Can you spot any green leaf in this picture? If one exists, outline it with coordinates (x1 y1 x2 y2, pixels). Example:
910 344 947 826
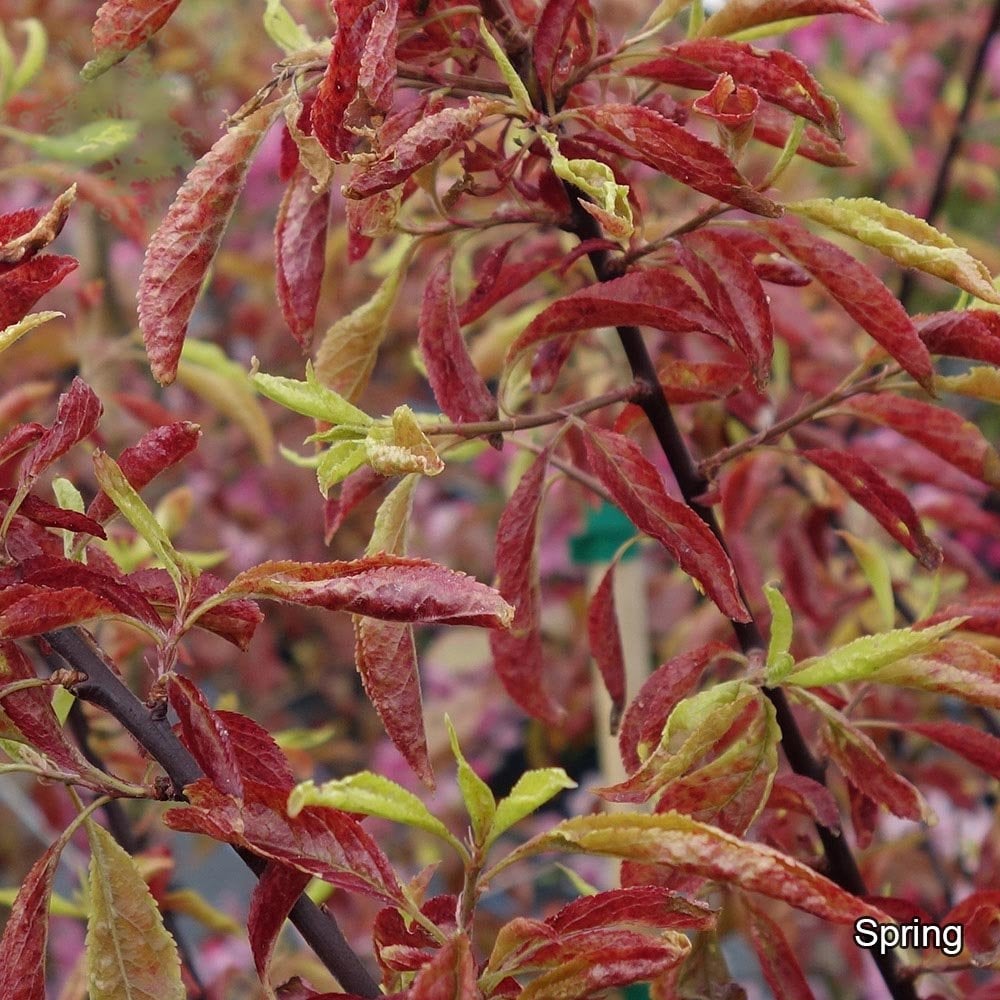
446 716 496 847
0 118 140 166
252 360 372 428
314 238 416 402
936 366 1000 403
263 0 313 53
838 531 895 632
0 18 46 102
489 768 576 847
86 821 185 1000
0 884 84 917
364 405 445 478
786 197 1000 304
725 15 816 40
53 476 86 559
540 132 633 240
288 773 467 855
367 474 418 556
0 310 62 355
764 584 794 683
176 341 274 463
317 440 367 495
782 617 966 687
478 19 532 115
92 452 192 595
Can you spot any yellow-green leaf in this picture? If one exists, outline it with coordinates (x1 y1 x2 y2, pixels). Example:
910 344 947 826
364 405 444 478
288 773 465 854
263 0 313 53
489 768 576 848
783 617 965 687
1 18 46 102
0 310 62 355
317 440 367 495
478 20 532 115
314 239 415 401
446 716 496 847
367 474 418 556
787 197 1000 304
92 452 192 594
176 341 274 463
936 366 1000 403
541 132 633 241
0 118 140 166
85 822 185 1000
252 360 372 428
839 531 895 632
764 584 795 683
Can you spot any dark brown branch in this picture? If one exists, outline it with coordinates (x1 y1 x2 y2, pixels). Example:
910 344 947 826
898 0 1000 308
41 628 380 999
565 200 918 1000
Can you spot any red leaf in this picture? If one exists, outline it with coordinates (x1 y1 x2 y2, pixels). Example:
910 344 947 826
534 0 590 99
801 448 941 568
0 585 121 638
249 862 312 989
375 895 458 974
358 0 399 113
0 254 78 329
275 167 331 350
86 421 200 524
765 773 841 832
419 253 497 426
19 378 102 487
87 0 183 74
312 0 389 161
217 710 296 791
577 104 781 217
508 268 731 394
489 448 565 724
18 557 162 630
759 221 934 390
815 700 928 823
658 358 747 403
629 40 840 137
843 393 1000 489
0 208 42 249
679 229 774 389
587 562 625 731
324 468 388 543
906 721 1000 780
222 555 514 628
355 616 434 787
132 569 263 649
618 642 729 772
0 842 61 1000
917 310 1000 366
165 778 405 904
458 243 563 325
0 423 44 469
410 934 482 1000
745 901 817 1000
752 103 853 167
138 103 277 385
0 491 106 539
584 426 749 622
168 674 244 797
549 886 715 935
343 99 500 199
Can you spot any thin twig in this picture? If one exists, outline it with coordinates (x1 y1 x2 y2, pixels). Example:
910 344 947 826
41 628 380 999
424 381 645 439
898 0 1000 308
